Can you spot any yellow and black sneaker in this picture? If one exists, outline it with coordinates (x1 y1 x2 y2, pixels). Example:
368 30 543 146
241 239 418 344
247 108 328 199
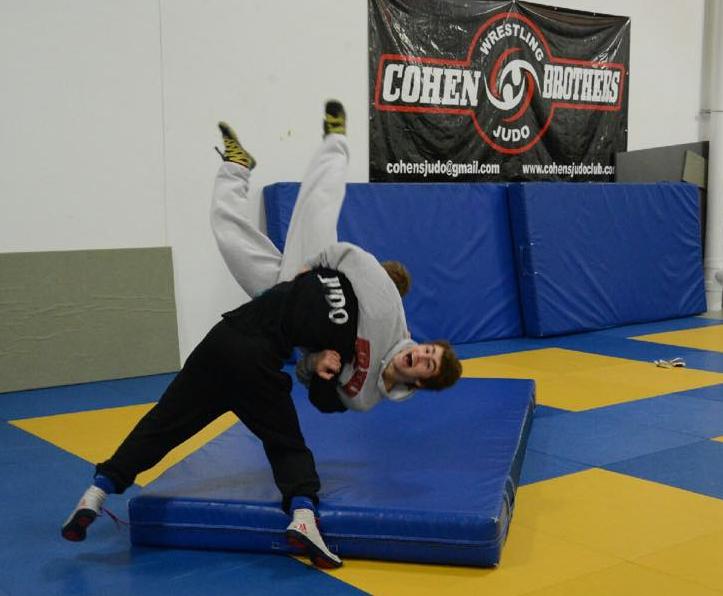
323 100 346 136
215 122 256 170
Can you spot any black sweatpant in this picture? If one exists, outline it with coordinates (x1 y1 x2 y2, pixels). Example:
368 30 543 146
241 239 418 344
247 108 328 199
96 318 320 512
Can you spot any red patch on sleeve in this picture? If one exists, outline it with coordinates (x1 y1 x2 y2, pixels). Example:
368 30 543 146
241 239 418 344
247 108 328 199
342 338 370 397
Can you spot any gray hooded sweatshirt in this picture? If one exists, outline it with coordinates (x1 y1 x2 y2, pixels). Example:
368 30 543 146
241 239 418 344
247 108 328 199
296 242 417 412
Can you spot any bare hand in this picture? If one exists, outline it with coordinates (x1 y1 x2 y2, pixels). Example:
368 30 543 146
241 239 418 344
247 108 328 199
314 350 341 380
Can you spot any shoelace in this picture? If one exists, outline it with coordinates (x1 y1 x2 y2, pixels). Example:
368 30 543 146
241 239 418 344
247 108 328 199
214 144 253 167
100 506 129 531
324 115 345 135
654 357 686 368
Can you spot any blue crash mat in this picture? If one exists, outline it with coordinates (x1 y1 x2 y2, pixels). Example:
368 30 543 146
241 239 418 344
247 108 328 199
508 182 706 337
129 377 535 567
264 182 522 344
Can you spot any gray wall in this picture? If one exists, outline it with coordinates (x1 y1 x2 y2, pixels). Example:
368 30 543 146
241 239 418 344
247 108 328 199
0 248 180 392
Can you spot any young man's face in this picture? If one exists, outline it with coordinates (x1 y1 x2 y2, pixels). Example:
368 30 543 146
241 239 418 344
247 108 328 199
390 344 444 385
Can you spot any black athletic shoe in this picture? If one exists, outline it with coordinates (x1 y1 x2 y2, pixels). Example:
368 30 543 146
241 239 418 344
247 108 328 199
216 122 257 169
61 485 107 541
323 100 346 136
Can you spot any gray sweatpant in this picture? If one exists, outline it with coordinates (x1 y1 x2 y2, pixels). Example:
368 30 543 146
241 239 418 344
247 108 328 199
210 134 349 297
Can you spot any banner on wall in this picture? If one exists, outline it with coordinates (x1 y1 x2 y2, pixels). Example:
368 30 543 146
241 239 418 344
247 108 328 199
369 0 630 182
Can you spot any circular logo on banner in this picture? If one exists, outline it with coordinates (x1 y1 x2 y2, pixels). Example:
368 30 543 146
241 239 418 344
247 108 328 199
374 11 625 155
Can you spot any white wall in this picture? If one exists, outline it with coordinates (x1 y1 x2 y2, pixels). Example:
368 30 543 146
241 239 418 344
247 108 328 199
535 0 710 148
159 0 368 357
0 1 165 251
0 0 710 361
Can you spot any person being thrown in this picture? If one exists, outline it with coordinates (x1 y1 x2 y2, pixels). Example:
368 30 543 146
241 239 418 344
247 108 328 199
211 101 462 413
61 101 461 570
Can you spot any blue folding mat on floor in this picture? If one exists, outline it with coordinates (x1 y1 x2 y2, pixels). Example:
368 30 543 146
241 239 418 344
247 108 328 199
129 376 535 567
507 182 706 336
263 182 522 343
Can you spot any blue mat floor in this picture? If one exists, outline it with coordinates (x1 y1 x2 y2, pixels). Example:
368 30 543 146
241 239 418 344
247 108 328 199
2 315 723 595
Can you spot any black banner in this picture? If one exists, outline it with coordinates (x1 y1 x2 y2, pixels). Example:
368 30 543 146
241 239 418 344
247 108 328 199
369 0 630 181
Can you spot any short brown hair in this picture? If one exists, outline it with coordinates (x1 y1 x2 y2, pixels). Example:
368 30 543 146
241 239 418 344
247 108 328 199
418 340 462 390
381 260 411 297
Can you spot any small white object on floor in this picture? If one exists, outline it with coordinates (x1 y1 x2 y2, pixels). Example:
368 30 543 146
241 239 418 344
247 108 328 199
653 357 686 368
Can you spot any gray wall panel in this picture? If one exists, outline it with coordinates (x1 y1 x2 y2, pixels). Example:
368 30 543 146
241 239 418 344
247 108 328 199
0 247 180 393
